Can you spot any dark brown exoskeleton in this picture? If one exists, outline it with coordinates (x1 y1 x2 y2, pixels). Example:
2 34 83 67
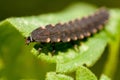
26 8 109 53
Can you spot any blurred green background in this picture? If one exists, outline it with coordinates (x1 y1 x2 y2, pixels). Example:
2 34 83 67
0 0 120 80
0 0 120 21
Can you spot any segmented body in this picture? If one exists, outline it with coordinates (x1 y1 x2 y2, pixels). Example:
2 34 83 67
26 8 109 44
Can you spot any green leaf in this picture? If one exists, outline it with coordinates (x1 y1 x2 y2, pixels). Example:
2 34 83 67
76 66 97 80
0 20 56 79
56 31 108 73
45 72 73 80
